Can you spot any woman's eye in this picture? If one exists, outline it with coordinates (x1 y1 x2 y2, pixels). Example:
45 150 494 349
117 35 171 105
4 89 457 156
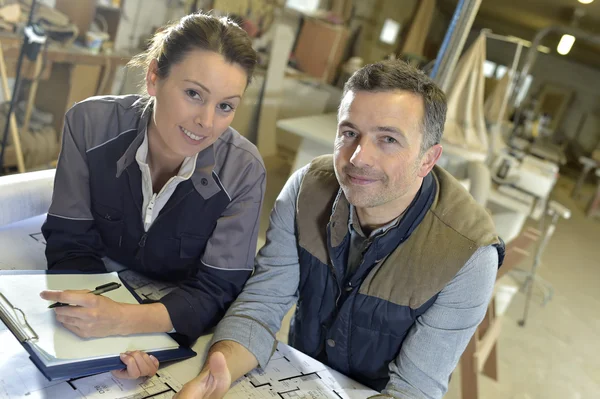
218 103 234 112
186 89 201 100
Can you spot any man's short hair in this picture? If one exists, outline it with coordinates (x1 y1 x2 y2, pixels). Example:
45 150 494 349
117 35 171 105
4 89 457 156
343 60 447 154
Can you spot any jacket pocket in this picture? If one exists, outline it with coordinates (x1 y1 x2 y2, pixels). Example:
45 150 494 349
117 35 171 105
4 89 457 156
91 201 123 248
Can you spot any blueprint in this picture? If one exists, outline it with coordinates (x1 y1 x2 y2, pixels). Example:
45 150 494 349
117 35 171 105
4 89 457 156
0 326 73 399
117 269 177 302
1 326 377 399
0 214 47 271
224 343 378 399
70 371 182 399
0 326 181 399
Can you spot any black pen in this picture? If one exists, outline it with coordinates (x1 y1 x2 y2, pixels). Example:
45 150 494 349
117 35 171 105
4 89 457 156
48 282 122 309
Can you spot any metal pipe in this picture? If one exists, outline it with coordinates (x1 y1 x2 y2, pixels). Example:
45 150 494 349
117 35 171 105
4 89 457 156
430 0 466 80
484 31 531 47
430 0 482 92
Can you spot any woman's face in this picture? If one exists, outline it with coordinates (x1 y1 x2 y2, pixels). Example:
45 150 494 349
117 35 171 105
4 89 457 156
146 48 247 160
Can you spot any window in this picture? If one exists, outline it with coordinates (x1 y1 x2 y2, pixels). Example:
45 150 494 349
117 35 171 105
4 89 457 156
482 60 533 107
483 60 497 78
515 74 533 106
495 65 508 79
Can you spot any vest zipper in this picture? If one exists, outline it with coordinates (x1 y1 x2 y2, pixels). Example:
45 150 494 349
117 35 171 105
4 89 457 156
330 256 342 308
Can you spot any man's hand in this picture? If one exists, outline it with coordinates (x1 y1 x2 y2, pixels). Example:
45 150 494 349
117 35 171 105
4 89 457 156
40 289 127 338
174 352 232 399
112 351 160 379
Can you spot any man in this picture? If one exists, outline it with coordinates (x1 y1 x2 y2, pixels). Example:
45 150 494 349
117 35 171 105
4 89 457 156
174 60 504 399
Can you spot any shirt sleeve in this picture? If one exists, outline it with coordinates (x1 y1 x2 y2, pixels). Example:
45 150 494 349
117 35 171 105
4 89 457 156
382 245 499 399
209 166 309 368
42 104 107 272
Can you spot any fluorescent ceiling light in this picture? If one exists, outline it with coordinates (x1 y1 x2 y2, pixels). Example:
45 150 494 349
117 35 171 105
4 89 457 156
557 34 575 55
578 0 593 4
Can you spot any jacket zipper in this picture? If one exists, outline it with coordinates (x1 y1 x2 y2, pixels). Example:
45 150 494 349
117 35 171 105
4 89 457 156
135 189 193 263
126 168 195 266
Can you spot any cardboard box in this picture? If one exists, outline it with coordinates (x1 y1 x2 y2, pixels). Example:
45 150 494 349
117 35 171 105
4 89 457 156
293 18 349 84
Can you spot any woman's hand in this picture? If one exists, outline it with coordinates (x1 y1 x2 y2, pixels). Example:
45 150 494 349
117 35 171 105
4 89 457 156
40 289 128 338
112 351 160 379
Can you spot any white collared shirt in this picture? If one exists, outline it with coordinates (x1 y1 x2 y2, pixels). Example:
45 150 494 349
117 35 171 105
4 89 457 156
135 132 198 231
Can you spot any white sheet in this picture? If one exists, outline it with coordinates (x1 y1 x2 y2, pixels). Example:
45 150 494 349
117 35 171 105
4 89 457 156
0 272 179 366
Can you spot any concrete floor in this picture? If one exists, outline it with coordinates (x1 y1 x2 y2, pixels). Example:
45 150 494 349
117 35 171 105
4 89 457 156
257 154 600 398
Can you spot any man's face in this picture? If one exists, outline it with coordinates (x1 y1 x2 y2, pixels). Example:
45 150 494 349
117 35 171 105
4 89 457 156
334 90 440 210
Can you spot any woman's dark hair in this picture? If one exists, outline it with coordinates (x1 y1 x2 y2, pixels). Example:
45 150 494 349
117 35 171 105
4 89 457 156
129 12 257 97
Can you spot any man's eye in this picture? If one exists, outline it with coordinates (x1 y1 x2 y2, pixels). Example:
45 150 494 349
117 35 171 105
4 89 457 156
383 136 397 144
343 131 357 138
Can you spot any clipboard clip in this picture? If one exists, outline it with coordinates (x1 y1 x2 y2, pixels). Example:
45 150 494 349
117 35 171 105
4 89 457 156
0 292 39 343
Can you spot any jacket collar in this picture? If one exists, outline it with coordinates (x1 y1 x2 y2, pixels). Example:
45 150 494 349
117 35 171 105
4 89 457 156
328 172 437 251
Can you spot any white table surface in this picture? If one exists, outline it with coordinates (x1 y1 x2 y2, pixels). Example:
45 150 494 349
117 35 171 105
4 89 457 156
277 113 338 173
276 113 338 146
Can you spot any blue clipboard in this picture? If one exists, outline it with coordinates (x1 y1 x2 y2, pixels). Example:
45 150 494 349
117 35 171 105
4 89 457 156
0 270 197 381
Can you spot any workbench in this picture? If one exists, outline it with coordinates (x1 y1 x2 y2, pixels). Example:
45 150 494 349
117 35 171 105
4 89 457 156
0 33 132 169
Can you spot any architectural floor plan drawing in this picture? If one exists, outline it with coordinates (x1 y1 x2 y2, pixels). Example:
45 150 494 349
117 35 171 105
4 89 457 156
0 325 181 399
69 370 182 399
117 269 177 301
225 343 378 399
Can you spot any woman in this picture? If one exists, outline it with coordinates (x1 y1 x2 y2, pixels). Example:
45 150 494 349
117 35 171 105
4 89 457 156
40 12 265 376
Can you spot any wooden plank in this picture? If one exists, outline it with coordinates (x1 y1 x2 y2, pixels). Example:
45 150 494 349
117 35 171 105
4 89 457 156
0 35 130 66
475 317 503 373
66 64 102 107
460 335 479 399
22 53 44 133
34 63 72 135
4 57 51 80
586 180 600 217
3 144 15 168
43 63 102 142
480 298 498 381
482 342 499 381
0 44 25 172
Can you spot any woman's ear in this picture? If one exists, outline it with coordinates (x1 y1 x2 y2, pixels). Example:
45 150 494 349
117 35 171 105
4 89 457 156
146 59 160 97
